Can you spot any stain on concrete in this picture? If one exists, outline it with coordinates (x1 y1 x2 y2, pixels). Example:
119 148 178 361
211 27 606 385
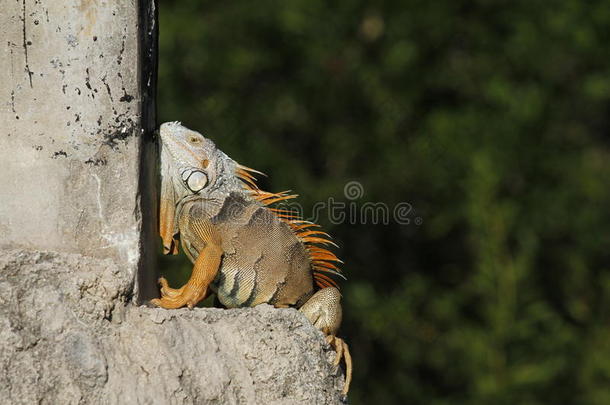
21 0 34 87
65 34 78 47
101 75 113 102
116 31 126 65
84 157 107 166
102 123 136 150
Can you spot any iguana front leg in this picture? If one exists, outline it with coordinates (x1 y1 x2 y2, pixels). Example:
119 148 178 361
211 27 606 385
152 221 223 309
299 287 352 396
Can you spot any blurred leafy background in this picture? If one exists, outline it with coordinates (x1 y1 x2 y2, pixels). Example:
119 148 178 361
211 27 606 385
157 1 610 403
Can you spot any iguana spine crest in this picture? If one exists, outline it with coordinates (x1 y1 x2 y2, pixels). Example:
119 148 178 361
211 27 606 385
235 164 344 289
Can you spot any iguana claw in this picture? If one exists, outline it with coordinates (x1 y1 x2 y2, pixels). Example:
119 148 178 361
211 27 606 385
326 335 352 396
151 280 205 309
151 277 201 308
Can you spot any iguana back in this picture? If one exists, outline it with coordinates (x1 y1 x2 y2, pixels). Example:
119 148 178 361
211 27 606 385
178 192 315 308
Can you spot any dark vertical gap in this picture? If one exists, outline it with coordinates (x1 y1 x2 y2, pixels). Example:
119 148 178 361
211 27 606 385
136 0 159 303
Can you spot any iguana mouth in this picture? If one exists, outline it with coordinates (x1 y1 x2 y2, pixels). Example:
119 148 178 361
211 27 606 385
159 127 180 162
159 122 209 175
159 136 194 179
159 121 186 159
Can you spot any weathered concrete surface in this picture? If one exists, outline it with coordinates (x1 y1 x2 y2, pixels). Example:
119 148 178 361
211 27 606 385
0 1 144 274
0 249 346 404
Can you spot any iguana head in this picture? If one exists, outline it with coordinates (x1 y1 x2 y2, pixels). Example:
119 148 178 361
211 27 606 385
161 122 217 192
158 121 241 254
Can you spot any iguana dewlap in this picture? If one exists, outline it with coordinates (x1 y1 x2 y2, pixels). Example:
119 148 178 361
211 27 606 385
152 122 352 395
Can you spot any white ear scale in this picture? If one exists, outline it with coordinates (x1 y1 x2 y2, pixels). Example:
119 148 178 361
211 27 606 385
186 170 208 193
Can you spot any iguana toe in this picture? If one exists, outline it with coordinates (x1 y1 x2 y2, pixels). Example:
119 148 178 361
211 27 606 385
151 283 206 309
158 277 184 298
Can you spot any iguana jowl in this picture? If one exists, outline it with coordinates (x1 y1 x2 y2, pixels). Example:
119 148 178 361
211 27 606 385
152 122 352 395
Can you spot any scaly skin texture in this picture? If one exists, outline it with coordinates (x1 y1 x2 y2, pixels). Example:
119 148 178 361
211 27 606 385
152 122 352 395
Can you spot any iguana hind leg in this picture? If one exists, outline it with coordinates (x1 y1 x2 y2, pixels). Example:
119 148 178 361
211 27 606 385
299 287 352 396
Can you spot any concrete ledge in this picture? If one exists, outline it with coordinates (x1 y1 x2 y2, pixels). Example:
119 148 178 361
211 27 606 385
0 249 345 404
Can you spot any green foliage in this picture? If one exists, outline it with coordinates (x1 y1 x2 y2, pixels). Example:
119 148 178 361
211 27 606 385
158 1 610 403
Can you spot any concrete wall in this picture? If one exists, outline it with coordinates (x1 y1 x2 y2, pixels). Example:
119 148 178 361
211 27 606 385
0 0 153 287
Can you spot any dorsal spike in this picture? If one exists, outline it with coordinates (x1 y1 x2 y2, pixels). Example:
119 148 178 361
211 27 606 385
313 272 339 288
234 161 345 289
312 261 341 271
297 230 332 238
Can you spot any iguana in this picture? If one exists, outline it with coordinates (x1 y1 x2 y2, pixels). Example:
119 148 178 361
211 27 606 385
151 121 352 395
